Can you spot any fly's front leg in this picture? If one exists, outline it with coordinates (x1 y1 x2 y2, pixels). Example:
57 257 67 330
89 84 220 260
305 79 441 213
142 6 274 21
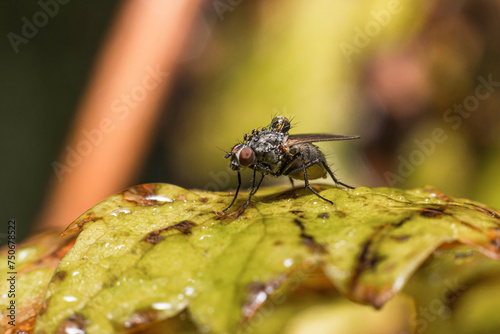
223 171 241 212
251 173 265 196
236 168 258 217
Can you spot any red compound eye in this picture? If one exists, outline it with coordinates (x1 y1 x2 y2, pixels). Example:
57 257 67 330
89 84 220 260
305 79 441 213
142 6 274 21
238 147 254 166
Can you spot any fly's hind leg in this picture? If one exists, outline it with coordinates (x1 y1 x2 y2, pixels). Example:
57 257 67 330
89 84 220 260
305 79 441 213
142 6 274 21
288 177 295 188
301 160 334 205
284 157 334 205
321 161 355 189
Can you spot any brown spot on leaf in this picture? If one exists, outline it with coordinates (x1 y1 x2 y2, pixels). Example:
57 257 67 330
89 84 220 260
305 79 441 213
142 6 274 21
458 220 482 232
55 313 85 334
60 213 99 237
317 213 329 219
392 235 410 242
39 297 50 315
142 233 165 245
468 203 500 219
293 219 327 254
302 235 328 254
335 211 347 218
241 276 286 324
293 218 306 231
168 220 197 234
177 194 187 201
426 188 452 202
291 210 305 218
50 271 67 283
122 183 163 206
420 208 446 218
123 309 158 330
350 224 390 293
491 237 500 250
214 203 252 220
143 221 197 244
393 216 412 228
200 197 208 203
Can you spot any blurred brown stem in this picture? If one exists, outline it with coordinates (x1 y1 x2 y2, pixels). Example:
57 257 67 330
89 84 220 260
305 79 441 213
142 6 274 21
36 0 202 231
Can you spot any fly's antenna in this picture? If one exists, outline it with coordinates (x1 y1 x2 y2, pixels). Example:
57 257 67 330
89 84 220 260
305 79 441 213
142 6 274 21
217 146 229 155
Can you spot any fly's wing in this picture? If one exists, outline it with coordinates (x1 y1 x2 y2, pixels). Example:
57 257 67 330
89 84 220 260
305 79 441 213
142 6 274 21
285 134 360 147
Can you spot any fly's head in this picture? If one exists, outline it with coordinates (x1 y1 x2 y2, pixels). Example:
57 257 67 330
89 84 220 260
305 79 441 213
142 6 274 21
224 143 256 171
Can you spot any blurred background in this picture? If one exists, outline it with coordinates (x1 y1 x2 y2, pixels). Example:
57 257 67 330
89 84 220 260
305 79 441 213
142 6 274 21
2 0 500 243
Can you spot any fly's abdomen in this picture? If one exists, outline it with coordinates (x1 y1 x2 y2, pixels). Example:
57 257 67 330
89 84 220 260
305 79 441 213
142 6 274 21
286 143 327 180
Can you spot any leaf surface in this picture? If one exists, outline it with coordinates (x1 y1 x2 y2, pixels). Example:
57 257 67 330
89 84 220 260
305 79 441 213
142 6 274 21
4 183 500 333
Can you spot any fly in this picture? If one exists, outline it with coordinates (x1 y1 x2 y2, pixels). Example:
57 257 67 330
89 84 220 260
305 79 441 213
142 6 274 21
223 116 360 217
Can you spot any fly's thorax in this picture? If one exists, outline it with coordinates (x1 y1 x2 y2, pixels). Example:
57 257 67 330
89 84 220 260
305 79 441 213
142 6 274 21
246 130 288 174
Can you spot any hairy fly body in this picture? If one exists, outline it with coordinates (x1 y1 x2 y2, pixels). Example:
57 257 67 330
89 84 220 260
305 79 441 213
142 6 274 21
223 116 360 217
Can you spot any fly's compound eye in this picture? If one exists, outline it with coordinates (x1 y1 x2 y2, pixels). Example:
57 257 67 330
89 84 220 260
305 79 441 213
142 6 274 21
271 116 290 133
237 147 255 166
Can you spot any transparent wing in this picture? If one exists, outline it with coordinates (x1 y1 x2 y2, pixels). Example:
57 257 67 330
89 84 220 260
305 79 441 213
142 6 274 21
285 133 360 147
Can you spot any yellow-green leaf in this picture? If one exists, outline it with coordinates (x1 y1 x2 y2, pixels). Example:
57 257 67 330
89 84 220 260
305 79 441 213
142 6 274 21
3 183 500 333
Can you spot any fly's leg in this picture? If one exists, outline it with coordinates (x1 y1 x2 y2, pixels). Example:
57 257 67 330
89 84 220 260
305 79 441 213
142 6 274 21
251 173 265 196
288 177 295 188
321 161 355 189
223 171 241 212
236 168 258 217
284 157 334 205
302 160 334 205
